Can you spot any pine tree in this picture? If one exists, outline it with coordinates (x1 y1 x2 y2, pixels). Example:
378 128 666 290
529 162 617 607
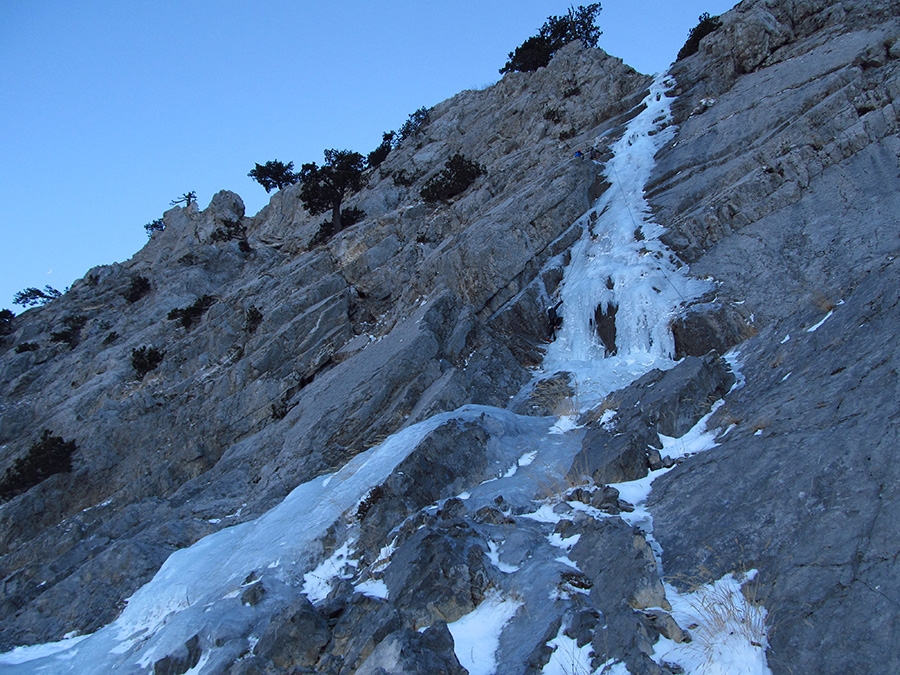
299 149 366 232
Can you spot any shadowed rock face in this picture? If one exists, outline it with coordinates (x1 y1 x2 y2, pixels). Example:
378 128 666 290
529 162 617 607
1 2 899 672
650 261 900 674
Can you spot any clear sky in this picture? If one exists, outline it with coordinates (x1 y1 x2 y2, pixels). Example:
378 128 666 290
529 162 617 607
0 0 736 310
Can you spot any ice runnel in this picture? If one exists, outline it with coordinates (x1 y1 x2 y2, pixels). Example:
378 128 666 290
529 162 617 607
0 409 476 672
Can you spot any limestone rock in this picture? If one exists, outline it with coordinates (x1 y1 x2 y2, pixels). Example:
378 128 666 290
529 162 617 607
672 301 755 359
315 595 403 674
355 419 490 556
382 521 490 628
570 352 734 485
644 2 900 672
153 634 203 675
649 260 900 675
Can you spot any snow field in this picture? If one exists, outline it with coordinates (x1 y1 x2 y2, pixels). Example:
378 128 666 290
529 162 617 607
448 593 523 675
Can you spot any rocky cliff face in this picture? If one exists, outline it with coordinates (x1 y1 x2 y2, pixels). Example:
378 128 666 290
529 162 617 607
1 1 898 673
645 1 900 673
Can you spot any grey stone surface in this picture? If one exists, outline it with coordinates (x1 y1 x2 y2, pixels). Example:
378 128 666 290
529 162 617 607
382 521 490 629
571 353 733 485
649 259 900 675
251 595 330 671
0 42 651 650
316 595 403 675
642 2 900 672
649 0 900 325
571 518 667 612
355 622 466 675
355 419 490 557
671 300 755 359
153 635 203 675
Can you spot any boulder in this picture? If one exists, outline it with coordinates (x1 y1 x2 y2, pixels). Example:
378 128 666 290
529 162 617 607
355 419 490 557
382 522 490 628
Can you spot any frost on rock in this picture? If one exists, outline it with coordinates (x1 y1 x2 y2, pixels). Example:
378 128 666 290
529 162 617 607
302 541 358 604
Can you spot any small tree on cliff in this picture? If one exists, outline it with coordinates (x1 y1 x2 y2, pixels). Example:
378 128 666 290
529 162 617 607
248 160 299 192
13 286 62 308
170 191 196 207
299 149 366 232
500 4 602 74
676 12 723 61
367 132 395 169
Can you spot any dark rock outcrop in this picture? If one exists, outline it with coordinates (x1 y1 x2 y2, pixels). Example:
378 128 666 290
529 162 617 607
571 352 734 485
355 622 466 675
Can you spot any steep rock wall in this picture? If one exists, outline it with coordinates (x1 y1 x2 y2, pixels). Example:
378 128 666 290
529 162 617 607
0 43 649 648
2 2 899 672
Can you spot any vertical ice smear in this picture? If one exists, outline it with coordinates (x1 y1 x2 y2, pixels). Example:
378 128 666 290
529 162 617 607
542 74 709 409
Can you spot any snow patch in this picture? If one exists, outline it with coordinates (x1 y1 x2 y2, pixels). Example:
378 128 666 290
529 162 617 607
723 350 746 392
549 416 579 434
354 578 389 600
599 408 617 430
541 623 594 675
609 470 662 531
652 571 771 675
302 541 357 604
518 450 538 467
448 593 522 675
521 504 563 524
807 308 834 332
657 403 722 460
547 532 581 551
486 540 520 574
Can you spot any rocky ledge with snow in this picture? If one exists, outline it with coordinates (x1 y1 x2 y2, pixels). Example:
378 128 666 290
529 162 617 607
1 1 899 674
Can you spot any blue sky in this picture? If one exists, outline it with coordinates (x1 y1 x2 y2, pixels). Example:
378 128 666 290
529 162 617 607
0 1 736 310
